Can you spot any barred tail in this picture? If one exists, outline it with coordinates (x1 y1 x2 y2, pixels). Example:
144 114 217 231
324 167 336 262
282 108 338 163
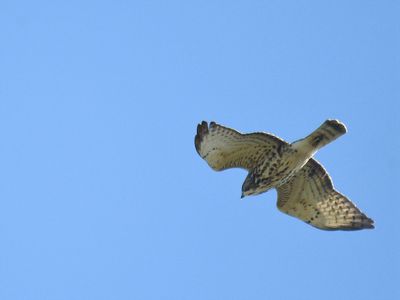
305 119 347 150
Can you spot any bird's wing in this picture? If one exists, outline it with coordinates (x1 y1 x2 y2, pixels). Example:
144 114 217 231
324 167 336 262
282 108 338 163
195 121 287 171
276 158 374 230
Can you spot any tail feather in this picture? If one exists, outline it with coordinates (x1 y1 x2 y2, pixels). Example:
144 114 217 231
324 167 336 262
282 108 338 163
305 119 347 150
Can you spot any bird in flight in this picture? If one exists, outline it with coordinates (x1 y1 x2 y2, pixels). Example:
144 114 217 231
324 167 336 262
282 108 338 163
194 120 374 230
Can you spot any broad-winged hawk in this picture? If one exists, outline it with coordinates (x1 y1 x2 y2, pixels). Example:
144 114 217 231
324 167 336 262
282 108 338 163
194 120 374 231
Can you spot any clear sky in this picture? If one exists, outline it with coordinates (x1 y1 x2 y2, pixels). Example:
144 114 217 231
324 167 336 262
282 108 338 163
0 1 399 299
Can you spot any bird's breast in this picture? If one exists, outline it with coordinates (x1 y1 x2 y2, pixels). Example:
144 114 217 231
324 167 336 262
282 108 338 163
259 147 312 188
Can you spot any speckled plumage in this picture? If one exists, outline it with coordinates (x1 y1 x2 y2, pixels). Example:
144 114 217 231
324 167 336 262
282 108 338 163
195 120 374 231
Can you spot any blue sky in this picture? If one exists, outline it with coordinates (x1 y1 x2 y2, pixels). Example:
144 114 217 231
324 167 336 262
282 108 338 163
0 1 399 299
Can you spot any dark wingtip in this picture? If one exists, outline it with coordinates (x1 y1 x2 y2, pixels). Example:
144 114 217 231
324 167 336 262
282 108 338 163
351 216 375 231
326 119 347 134
195 121 209 154
348 212 375 230
364 217 375 229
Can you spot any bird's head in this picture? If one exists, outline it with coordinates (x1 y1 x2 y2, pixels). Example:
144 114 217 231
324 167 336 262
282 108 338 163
241 173 259 198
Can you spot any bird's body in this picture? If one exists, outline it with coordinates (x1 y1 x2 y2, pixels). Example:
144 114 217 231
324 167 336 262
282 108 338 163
195 120 374 231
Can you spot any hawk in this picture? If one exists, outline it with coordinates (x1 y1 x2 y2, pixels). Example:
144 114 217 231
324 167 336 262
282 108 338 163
194 120 374 231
